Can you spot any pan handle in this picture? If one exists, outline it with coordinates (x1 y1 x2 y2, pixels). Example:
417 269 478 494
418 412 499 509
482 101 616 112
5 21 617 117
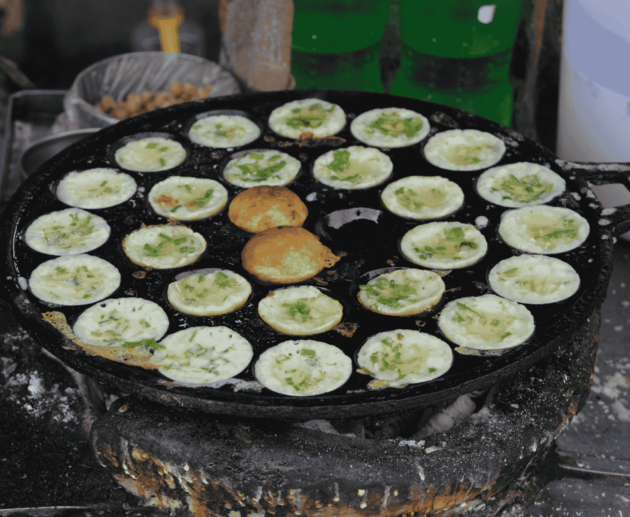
556 160 630 238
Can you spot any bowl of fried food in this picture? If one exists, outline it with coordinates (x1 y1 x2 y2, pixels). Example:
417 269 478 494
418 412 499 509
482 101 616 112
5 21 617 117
96 81 215 121
60 52 241 130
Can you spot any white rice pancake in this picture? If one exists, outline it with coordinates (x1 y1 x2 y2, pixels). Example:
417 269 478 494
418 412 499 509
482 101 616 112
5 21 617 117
254 340 352 396
268 99 346 139
123 225 206 269
476 162 566 208
115 137 186 172
424 129 505 171
400 222 488 269
351 107 430 148
358 268 445 316
381 176 464 220
57 168 137 209
151 326 253 385
488 255 580 305
167 269 252 316
223 150 301 187
498 206 590 254
29 254 120 306
438 294 535 350
24 208 110 256
73 297 169 347
357 329 453 386
188 115 260 148
148 176 228 220
312 146 393 189
258 286 343 335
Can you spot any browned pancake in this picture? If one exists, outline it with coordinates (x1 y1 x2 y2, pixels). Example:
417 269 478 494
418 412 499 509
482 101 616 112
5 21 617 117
228 186 308 233
241 226 339 284
42 311 159 369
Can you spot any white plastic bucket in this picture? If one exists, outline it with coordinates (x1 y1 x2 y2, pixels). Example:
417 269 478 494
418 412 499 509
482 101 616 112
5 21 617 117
556 0 630 238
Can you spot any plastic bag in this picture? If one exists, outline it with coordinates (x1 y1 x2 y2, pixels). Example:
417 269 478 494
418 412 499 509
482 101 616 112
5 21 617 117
52 51 240 133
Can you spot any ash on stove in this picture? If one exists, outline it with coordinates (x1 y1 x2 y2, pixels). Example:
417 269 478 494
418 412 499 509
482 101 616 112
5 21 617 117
0 314 138 510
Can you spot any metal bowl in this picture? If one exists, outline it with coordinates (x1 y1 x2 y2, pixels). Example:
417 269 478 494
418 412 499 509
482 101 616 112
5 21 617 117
20 129 100 176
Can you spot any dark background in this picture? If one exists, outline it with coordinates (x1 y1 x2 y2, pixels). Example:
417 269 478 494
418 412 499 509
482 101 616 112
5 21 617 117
0 0 564 152
1 0 221 86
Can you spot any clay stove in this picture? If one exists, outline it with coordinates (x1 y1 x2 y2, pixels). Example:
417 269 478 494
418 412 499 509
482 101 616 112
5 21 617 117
89 313 599 517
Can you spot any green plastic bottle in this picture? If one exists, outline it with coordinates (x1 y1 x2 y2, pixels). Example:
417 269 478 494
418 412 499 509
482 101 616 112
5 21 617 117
291 0 391 93
389 0 523 126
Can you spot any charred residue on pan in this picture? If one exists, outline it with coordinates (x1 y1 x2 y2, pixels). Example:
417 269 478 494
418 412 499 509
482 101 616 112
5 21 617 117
1 90 616 419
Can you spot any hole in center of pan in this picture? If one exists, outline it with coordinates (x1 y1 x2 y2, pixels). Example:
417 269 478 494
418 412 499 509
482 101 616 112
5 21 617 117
315 207 398 252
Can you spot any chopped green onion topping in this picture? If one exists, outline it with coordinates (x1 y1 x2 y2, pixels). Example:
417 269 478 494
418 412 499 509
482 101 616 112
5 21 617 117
214 272 238 289
327 150 351 174
281 298 312 322
122 338 165 350
368 112 424 138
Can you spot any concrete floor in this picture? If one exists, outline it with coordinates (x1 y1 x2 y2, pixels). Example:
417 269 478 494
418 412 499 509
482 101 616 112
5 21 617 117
525 240 630 516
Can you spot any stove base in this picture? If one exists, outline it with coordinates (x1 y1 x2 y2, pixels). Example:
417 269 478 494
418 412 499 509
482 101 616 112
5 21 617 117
91 312 600 517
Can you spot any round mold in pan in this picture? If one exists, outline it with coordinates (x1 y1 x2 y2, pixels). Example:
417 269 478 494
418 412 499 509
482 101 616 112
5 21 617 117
219 147 304 189
0 89 619 421
184 109 263 149
309 145 394 190
351 266 448 318
109 132 190 172
163 266 254 317
256 284 351 338
314 207 403 253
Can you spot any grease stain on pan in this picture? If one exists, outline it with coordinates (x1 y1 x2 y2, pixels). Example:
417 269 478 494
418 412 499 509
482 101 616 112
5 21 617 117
4 90 618 419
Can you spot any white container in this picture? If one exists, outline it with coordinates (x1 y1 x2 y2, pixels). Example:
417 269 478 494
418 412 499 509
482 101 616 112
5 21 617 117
557 0 630 239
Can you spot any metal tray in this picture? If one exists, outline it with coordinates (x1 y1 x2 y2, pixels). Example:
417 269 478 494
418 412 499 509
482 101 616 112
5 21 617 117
0 90 68 206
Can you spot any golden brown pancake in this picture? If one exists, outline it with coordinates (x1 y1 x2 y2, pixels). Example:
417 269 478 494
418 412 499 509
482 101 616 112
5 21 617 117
241 226 339 284
228 186 308 233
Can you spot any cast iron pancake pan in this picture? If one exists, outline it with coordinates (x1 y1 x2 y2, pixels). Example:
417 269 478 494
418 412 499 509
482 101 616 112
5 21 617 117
1 90 630 420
